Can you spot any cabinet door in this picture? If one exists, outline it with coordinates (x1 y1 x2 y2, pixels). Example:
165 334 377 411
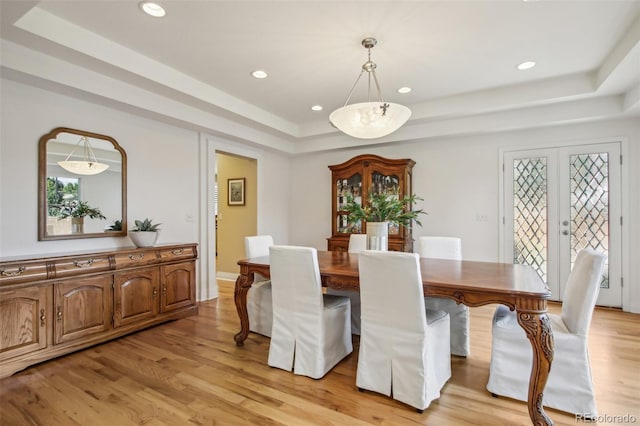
114 267 159 327
160 262 195 314
0 286 50 361
368 165 403 236
54 276 112 344
333 168 363 235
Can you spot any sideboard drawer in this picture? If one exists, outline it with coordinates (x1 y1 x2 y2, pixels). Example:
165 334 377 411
54 255 111 278
0 261 48 285
113 250 158 269
159 246 196 261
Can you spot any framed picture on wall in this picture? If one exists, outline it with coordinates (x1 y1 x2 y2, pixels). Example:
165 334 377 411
228 178 245 206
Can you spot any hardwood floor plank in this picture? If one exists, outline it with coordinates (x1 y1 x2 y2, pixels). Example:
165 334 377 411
1 280 638 426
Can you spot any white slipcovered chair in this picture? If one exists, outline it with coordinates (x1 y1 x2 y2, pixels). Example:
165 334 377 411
357 250 451 412
487 248 606 416
327 233 367 334
245 235 274 337
267 245 353 379
417 236 470 357
348 233 368 253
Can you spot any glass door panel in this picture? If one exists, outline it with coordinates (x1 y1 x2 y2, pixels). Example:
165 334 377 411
371 171 401 235
336 173 362 233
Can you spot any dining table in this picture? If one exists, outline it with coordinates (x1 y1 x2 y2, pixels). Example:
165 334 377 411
234 250 554 426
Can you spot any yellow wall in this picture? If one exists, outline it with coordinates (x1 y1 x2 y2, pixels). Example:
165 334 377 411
216 152 257 273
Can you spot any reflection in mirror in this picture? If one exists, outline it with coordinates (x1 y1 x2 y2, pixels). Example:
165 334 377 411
38 127 127 240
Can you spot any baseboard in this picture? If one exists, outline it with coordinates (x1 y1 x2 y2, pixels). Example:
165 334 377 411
216 271 239 282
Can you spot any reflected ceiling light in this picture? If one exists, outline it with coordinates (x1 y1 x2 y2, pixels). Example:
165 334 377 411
251 70 268 79
311 105 323 111
140 2 166 18
58 136 109 175
517 60 536 70
398 87 412 94
329 37 411 139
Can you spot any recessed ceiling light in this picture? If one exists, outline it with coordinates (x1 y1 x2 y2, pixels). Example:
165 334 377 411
251 70 268 79
311 105 323 111
139 2 166 18
398 87 412 94
517 61 536 70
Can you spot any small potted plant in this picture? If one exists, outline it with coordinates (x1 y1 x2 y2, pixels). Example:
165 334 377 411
105 219 123 232
129 218 161 247
341 192 426 250
56 200 106 233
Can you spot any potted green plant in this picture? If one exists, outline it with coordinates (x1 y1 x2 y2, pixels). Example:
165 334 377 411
129 218 161 247
56 200 106 233
342 192 426 250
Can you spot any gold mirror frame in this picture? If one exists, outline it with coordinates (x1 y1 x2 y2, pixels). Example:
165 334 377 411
38 127 127 240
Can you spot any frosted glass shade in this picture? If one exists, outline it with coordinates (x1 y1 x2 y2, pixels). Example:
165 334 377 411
58 160 109 175
330 102 411 139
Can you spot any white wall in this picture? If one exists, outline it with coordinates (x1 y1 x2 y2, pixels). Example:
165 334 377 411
0 78 292 301
289 118 640 312
2 77 637 310
0 78 199 255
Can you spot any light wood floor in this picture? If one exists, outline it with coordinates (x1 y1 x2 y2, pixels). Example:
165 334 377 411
1 281 638 426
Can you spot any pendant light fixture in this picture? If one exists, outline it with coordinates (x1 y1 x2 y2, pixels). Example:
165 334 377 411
57 136 109 175
329 37 411 139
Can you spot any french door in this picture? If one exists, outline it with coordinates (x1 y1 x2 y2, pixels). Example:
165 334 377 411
503 142 622 307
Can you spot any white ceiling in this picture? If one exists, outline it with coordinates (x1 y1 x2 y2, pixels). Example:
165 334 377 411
1 1 639 154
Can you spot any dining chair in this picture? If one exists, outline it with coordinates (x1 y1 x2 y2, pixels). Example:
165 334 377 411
417 236 470 357
245 235 274 337
327 233 367 334
486 248 606 416
267 245 353 379
357 250 451 412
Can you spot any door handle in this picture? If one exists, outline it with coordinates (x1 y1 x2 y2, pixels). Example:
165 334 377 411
562 220 569 226
562 230 569 235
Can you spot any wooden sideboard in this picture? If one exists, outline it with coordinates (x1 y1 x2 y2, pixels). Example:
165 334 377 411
0 243 198 378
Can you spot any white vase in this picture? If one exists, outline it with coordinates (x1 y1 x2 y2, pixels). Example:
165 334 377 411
366 222 388 251
129 231 158 248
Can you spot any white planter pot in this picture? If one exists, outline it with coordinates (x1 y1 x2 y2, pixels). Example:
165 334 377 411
129 231 158 248
366 222 388 251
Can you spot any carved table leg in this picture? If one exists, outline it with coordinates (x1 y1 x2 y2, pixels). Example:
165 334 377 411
233 273 253 346
517 310 554 426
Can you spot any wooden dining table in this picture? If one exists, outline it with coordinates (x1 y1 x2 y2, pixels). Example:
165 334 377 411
234 250 554 426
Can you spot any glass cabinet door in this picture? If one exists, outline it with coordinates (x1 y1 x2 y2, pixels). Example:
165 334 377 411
370 171 401 235
336 173 362 233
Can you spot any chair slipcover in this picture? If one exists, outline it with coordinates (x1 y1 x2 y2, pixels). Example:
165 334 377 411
327 233 367 334
268 245 353 379
357 251 451 411
417 236 470 357
486 248 606 415
245 235 274 337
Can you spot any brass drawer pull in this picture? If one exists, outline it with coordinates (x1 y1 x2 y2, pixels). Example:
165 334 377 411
171 249 184 255
129 254 144 261
57 306 62 322
0 266 25 277
73 259 94 268
40 309 46 326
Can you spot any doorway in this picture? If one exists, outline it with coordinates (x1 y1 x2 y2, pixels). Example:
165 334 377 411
215 152 257 278
502 142 622 307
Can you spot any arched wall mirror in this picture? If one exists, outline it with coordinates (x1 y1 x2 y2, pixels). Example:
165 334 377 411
38 127 127 240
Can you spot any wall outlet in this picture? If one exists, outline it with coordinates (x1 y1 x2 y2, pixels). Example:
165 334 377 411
476 213 488 222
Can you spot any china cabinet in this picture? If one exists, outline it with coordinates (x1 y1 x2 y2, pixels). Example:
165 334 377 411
327 154 415 252
0 243 197 378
